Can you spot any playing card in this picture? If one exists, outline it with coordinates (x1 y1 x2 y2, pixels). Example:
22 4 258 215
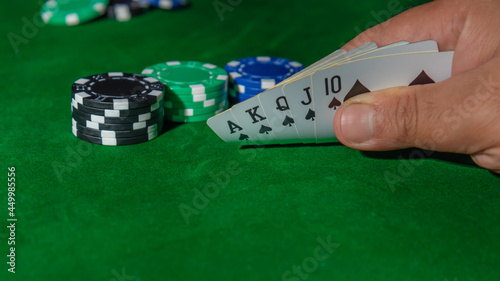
254 49 354 144
208 49 349 144
286 42 379 85
231 95 278 144
320 41 410 69
207 40 449 146
282 41 441 143
337 40 438 64
281 42 381 143
252 45 379 144
298 50 346 74
287 50 347 81
256 87 299 144
312 51 454 143
207 109 251 143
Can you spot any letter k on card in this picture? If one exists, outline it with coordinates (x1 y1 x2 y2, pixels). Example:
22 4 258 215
231 95 278 144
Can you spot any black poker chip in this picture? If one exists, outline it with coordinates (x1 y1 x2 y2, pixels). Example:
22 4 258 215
72 127 159 146
71 72 164 110
72 105 163 124
72 120 162 138
72 115 163 131
71 98 163 117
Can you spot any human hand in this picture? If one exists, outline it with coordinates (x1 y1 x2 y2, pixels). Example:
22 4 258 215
335 0 500 172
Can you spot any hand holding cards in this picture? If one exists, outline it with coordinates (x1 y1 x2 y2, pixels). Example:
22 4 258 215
207 41 454 145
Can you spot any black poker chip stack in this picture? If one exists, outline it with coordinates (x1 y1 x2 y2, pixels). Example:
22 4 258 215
71 72 164 146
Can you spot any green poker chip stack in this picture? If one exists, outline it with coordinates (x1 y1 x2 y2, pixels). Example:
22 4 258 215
142 61 229 122
41 0 109 26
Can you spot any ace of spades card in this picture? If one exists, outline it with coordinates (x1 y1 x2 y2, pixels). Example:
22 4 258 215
206 108 251 143
312 51 454 143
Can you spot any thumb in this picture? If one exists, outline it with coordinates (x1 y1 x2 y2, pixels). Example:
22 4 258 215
333 65 500 171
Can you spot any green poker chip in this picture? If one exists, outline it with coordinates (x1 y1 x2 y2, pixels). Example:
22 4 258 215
166 106 228 123
164 94 227 109
164 100 226 116
163 87 226 103
41 0 109 26
141 61 228 95
228 85 237 98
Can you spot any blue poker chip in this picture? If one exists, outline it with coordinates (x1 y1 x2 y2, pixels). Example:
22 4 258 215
225 56 304 89
227 89 256 104
230 81 265 96
140 0 189 10
237 94 258 103
236 85 265 96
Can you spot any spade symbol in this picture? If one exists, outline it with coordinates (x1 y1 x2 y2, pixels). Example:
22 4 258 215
305 109 315 121
239 134 249 141
282 116 295 127
328 97 342 110
259 125 273 134
344 80 371 102
409 71 435 85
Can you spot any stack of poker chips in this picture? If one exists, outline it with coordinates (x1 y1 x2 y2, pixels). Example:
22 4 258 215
106 0 150 22
41 0 109 26
71 72 164 146
40 0 190 26
141 61 229 123
224 57 305 103
141 0 189 10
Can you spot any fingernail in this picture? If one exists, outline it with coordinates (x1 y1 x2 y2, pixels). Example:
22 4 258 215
340 104 375 143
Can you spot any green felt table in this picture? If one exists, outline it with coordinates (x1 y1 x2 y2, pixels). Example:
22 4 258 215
2 0 500 280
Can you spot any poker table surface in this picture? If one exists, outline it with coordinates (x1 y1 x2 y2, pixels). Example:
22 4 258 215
2 0 500 280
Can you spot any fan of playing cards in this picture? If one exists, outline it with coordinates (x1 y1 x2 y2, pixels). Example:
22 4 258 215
207 40 454 144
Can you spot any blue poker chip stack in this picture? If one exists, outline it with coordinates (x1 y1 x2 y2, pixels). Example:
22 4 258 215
224 56 304 104
139 0 190 10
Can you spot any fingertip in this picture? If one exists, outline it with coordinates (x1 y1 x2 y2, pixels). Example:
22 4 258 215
333 104 346 142
333 87 418 151
471 151 500 172
336 103 376 145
